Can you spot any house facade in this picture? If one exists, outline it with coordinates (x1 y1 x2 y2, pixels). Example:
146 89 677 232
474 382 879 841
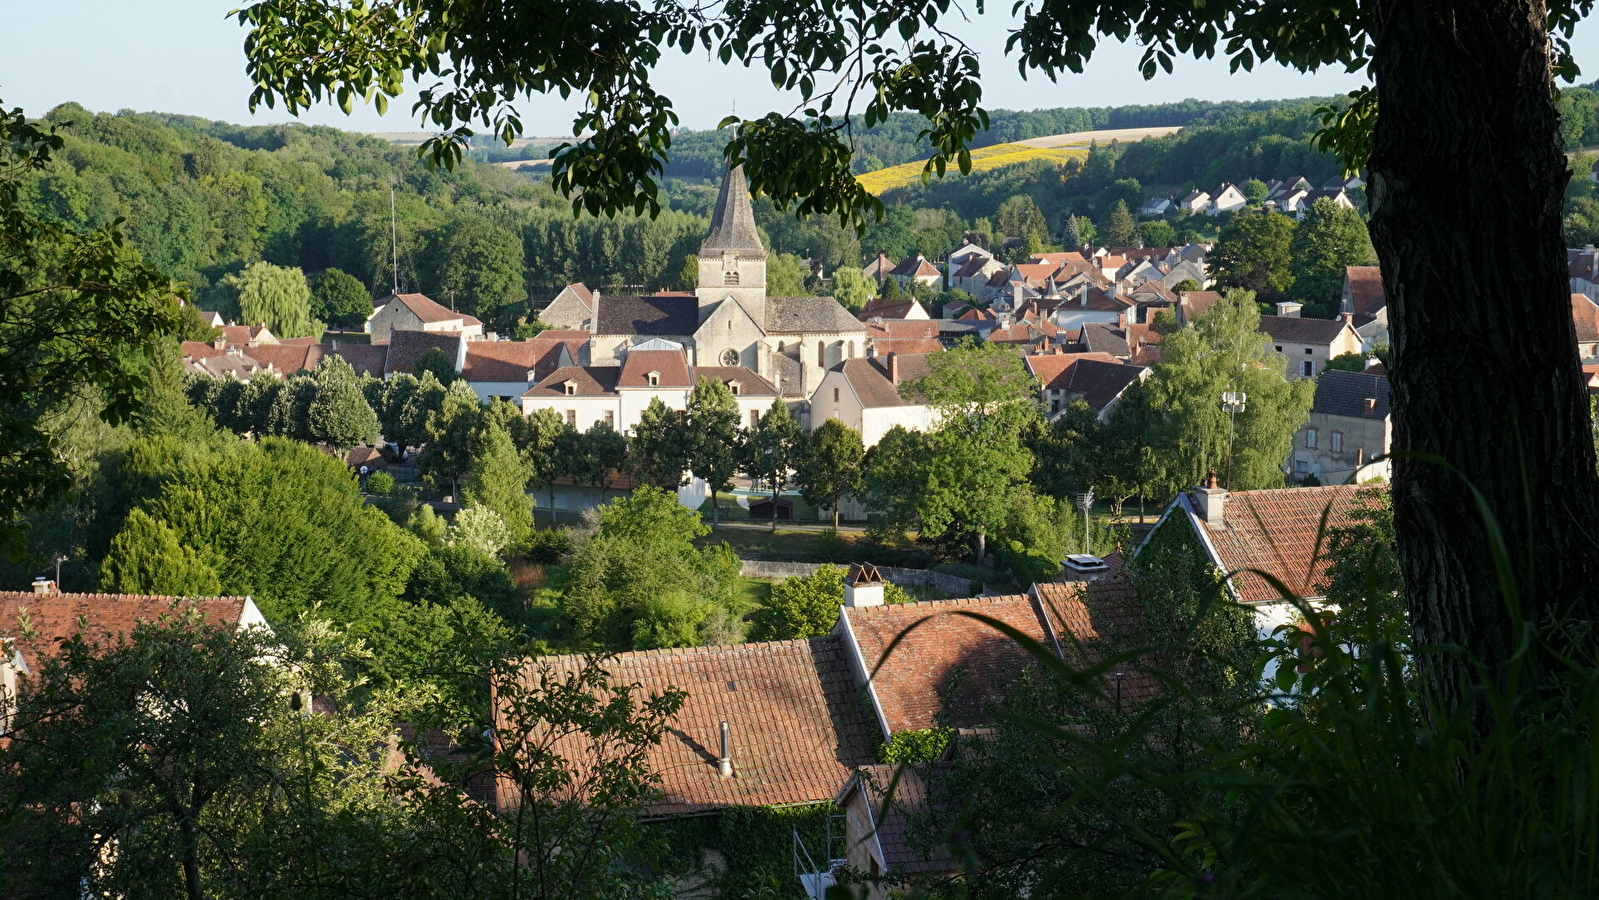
365 292 485 343
808 353 937 448
1290 369 1392 484
1258 308 1363 379
520 344 779 432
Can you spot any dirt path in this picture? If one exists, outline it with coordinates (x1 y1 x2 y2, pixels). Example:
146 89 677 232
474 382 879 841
1013 125 1183 148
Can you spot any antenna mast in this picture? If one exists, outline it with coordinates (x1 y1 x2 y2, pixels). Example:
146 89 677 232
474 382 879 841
390 188 399 294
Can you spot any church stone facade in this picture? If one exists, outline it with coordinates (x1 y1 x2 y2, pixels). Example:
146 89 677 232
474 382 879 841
557 165 865 398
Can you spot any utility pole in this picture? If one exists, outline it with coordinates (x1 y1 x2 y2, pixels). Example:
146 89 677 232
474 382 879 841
53 554 67 590
388 187 398 295
1222 391 1247 489
1076 488 1094 554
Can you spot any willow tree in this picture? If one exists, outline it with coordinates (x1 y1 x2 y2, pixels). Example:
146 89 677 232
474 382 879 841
236 0 1599 711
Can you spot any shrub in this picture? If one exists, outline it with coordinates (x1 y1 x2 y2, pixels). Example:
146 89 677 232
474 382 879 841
365 471 395 496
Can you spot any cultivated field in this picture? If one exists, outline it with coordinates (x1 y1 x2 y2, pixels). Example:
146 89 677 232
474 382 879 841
854 125 1181 195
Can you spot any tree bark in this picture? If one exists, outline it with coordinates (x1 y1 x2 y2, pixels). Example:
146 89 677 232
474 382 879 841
1369 0 1599 717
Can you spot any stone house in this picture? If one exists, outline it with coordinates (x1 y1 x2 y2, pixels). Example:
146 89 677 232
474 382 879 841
1258 305 1363 379
365 292 484 343
1341 265 1388 350
539 282 596 330
1290 369 1392 484
1024 352 1147 420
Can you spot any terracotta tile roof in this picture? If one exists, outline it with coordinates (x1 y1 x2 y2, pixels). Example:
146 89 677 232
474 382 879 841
384 330 461 377
1258 314 1350 345
248 342 325 374
1025 352 1121 390
1028 252 1090 267
509 638 879 816
871 338 944 355
690 366 779 395
1061 286 1135 313
1190 484 1371 605
181 340 226 360
618 349 693 387
594 295 698 336
219 325 256 345
1344 266 1386 323
1032 558 1158 705
1180 290 1223 323
836 355 934 408
863 253 896 279
460 341 559 384
957 307 997 322
890 255 941 279
837 764 956 875
1574 293 1599 344
376 292 482 327
324 342 389 378
523 365 621 398
1313 370 1390 419
842 594 1060 733
0 592 252 672
866 320 939 341
859 297 927 320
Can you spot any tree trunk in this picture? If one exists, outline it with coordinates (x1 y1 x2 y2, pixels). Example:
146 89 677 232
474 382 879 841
974 530 986 565
832 497 840 530
1369 0 1599 717
771 482 779 533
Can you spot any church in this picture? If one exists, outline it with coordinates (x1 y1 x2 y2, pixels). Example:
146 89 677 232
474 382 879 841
541 165 866 400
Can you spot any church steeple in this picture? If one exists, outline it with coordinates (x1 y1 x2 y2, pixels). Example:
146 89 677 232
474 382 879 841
701 164 767 258
697 163 769 324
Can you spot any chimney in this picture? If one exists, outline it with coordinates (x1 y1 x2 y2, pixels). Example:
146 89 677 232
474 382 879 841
844 563 886 608
1364 397 1377 413
885 352 898 385
1117 312 1127 329
717 721 734 777
1079 284 1088 307
30 577 55 595
1061 554 1110 583
1275 301 1303 318
1192 470 1228 525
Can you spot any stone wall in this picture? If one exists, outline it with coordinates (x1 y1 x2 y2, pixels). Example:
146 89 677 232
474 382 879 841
738 560 982 597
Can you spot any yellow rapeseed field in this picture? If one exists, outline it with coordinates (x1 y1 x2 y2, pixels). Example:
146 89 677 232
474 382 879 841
855 143 1090 195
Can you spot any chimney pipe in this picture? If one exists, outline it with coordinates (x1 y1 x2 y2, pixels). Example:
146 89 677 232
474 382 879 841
717 721 733 777
1364 397 1377 413
886 352 898 385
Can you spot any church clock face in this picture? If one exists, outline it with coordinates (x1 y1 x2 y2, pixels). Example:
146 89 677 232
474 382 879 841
721 349 739 366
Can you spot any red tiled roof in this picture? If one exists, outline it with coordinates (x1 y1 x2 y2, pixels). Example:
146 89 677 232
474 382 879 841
1344 266 1386 322
384 330 461 377
0 592 252 672
1025 352 1121 389
524 365 621 398
219 325 255 345
859 297 926 320
838 764 956 875
1573 293 1599 344
460 341 555 383
1180 290 1223 323
376 292 482 327
843 594 1060 733
890 255 940 279
1031 556 1158 704
690 366 779 395
836 355 934 408
324 342 389 378
1028 252 1090 267
247 342 325 374
505 638 879 816
865 320 939 340
618 349 693 388
1191 484 1372 605
181 340 226 360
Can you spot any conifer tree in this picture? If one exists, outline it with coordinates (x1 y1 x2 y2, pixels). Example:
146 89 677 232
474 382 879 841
99 508 223 596
1104 200 1138 248
462 421 534 549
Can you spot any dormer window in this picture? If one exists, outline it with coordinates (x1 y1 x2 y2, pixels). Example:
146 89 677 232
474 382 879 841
729 381 741 396
564 381 576 396
648 371 660 387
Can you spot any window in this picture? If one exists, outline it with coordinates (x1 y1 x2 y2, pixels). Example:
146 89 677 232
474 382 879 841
1306 428 1318 449
817 342 825 367
848 340 856 357
833 387 840 403
1274 345 1283 353
721 348 739 366
564 381 576 396
724 270 739 285
1331 431 1344 452
751 410 760 428
1305 347 1314 354
648 371 660 387
1301 360 1314 377
566 410 577 427
729 381 741 396
603 410 614 428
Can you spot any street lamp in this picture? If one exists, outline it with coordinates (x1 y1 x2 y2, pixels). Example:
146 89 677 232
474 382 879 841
53 554 67 590
1221 391 1247 488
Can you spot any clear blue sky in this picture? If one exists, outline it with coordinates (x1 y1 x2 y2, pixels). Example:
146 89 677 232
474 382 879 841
7 0 1599 136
